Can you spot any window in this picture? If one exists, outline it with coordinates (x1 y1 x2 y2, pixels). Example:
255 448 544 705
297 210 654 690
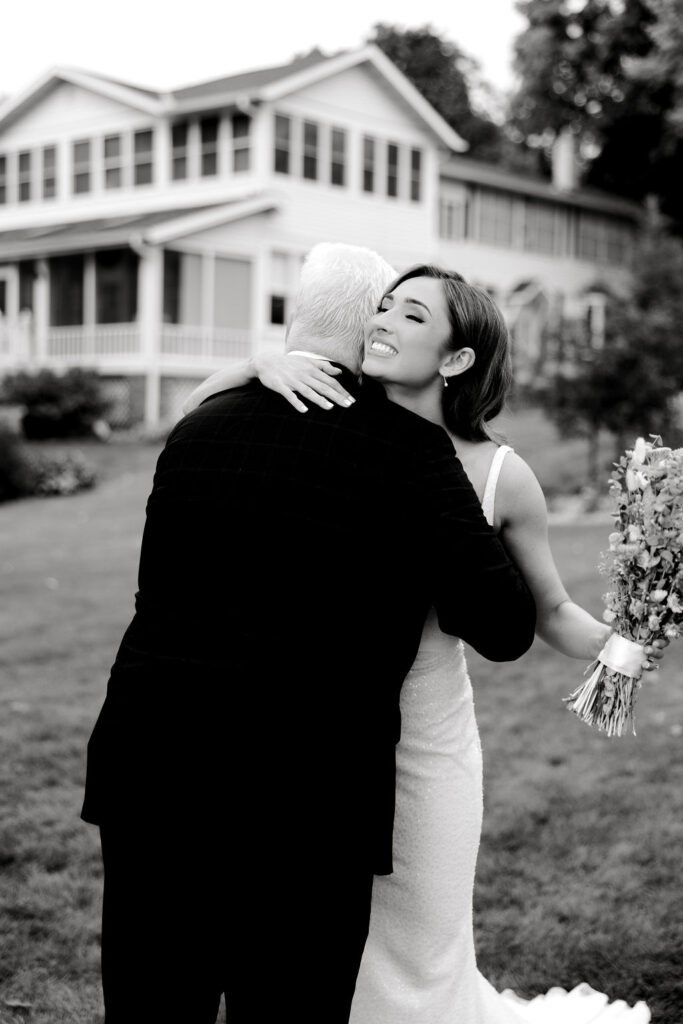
232 114 251 172
42 146 56 199
577 213 604 261
73 139 91 194
439 197 469 240
269 251 298 325
95 248 138 322
103 134 123 189
18 151 31 201
410 148 422 202
0 155 6 203
387 143 399 198
171 122 188 180
606 219 632 265
363 136 375 193
330 128 345 186
270 295 286 325
302 121 318 180
479 188 514 247
274 114 291 174
525 200 557 255
19 261 34 313
49 255 84 325
200 116 219 176
134 129 154 185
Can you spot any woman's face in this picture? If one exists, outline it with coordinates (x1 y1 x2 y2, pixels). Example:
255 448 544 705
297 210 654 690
362 276 453 388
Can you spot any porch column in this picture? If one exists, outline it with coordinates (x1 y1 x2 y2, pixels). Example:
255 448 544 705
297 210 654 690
138 245 163 427
34 259 49 365
84 253 96 358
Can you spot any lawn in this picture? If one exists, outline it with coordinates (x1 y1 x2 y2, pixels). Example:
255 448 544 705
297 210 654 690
0 425 682 1023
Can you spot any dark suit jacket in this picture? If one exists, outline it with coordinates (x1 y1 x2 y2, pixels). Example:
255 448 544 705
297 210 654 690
82 369 535 873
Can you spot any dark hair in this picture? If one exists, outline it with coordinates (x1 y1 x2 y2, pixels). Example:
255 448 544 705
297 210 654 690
381 264 512 442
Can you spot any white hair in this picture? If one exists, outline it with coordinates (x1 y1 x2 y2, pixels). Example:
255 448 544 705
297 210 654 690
286 243 396 369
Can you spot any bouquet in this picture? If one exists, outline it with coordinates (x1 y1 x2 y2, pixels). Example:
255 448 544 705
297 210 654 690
564 437 683 736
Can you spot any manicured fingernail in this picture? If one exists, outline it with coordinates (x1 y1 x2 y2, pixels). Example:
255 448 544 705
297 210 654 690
345 397 355 406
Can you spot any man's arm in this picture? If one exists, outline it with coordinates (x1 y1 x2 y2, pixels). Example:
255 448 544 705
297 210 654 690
412 429 536 662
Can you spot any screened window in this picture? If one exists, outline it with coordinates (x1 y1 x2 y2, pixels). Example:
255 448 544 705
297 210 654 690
73 140 91 194
104 134 123 189
200 116 219 176
232 114 251 172
171 122 188 180
302 121 318 180
330 128 345 186
274 114 291 174
525 200 556 255
410 148 422 202
363 136 375 193
387 143 399 198
577 213 604 261
439 197 469 240
479 188 514 247
18 151 31 202
42 146 57 199
134 129 154 186
270 295 286 325
0 155 6 204
49 255 84 325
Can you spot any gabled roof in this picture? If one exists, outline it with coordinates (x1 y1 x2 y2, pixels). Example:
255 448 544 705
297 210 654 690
0 66 164 132
0 45 467 153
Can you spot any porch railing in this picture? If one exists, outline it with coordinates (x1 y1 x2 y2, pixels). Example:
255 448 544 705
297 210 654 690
47 324 142 360
160 324 253 361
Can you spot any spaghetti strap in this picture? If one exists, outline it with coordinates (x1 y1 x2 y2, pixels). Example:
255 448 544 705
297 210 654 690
481 445 513 527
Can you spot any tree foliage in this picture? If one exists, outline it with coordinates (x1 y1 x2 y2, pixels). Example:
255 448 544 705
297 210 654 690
541 221 683 485
511 0 683 231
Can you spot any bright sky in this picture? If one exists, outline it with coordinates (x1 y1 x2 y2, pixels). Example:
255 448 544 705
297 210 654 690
2 0 526 100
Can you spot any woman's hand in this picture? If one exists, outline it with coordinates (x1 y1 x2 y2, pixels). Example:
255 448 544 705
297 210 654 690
253 352 355 413
642 637 669 672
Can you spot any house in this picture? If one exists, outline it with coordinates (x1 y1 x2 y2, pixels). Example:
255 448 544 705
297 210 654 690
0 45 641 426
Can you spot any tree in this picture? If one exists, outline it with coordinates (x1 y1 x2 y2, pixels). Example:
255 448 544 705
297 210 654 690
540 220 683 495
367 24 504 163
510 0 683 232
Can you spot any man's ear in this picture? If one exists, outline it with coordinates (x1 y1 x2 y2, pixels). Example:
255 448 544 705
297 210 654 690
440 347 475 381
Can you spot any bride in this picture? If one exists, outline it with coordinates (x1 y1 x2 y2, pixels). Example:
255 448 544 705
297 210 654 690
183 260 664 1023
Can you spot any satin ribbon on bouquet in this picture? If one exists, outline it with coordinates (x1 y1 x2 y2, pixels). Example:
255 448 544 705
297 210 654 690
564 634 646 737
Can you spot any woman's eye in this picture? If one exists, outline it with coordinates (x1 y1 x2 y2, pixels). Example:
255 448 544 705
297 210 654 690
406 315 423 322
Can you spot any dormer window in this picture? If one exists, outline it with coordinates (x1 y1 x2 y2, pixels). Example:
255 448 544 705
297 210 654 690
387 143 399 198
43 146 57 199
302 121 318 180
330 128 346 186
18 151 31 201
200 117 219 176
134 130 154 186
73 140 91 194
363 137 375 193
104 135 123 189
410 149 422 202
232 114 250 172
172 123 188 180
274 114 291 174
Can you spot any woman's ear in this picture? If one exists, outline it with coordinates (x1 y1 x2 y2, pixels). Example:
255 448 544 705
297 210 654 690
440 347 475 381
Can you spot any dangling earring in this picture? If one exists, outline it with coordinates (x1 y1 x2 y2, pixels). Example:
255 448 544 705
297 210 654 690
441 373 449 388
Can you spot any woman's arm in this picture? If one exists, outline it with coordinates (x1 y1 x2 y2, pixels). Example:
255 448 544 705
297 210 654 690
182 353 355 416
496 453 665 669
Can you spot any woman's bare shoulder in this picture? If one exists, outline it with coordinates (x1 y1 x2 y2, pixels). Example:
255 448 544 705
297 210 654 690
496 450 548 523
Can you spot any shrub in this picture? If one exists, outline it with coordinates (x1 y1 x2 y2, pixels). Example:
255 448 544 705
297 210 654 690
31 451 97 497
1 368 112 439
0 425 97 503
0 425 35 502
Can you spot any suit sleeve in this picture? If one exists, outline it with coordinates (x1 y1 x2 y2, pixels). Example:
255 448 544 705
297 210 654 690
411 429 536 662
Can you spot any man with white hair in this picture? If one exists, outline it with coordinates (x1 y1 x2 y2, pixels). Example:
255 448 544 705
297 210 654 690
82 242 536 1023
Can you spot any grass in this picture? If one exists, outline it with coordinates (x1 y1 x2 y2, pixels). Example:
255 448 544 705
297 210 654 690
0 414 682 1023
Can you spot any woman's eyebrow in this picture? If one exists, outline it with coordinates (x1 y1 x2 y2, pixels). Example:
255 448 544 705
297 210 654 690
404 298 431 314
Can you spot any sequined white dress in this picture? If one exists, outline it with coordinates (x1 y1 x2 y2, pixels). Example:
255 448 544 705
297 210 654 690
350 446 650 1024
